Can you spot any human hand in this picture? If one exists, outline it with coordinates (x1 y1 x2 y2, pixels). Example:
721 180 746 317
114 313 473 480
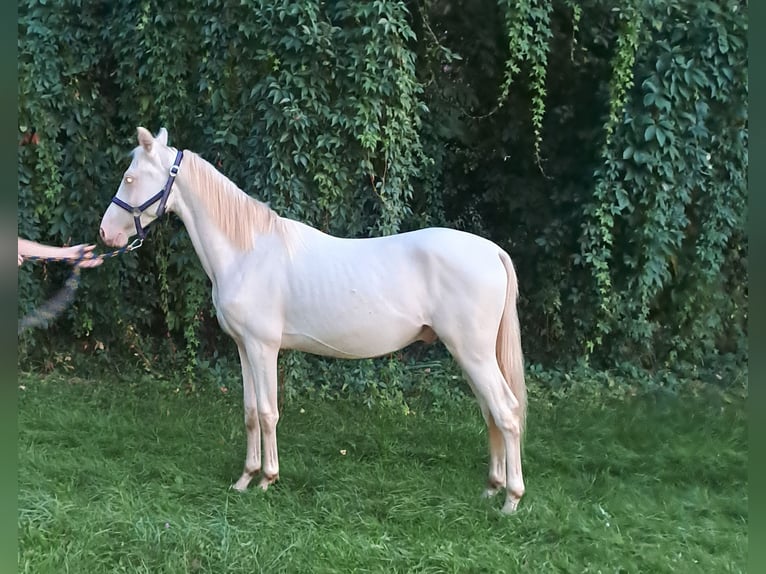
66 244 104 268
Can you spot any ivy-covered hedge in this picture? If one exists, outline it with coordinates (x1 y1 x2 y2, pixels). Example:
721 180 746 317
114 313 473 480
18 0 747 381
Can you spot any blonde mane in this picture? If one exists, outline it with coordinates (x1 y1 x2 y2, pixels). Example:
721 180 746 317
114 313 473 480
181 151 292 252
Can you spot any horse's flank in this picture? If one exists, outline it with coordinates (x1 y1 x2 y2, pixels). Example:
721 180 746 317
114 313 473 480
183 151 297 253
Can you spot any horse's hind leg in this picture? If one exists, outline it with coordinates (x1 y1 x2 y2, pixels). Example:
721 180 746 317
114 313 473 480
232 342 261 491
456 353 525 513
478 404 507 498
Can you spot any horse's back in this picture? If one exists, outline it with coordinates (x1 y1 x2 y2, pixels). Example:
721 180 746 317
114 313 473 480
290 224 505 293
321 225 501 264
378 226 507 289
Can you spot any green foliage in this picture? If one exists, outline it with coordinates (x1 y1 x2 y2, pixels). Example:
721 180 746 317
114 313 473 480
578 0 748 367
495 0 554 164
18 0 426 374
18 0 747 382
414 0 747 371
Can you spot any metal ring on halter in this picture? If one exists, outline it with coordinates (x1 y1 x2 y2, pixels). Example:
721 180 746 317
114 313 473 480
127 237 144 251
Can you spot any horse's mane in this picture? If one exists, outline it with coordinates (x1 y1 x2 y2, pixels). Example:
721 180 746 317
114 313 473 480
182 150 293 252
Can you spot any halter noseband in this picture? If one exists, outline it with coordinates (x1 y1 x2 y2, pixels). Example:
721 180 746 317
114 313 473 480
110 150 184 240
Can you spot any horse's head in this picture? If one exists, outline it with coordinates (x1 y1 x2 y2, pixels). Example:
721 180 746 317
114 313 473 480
99 126 183 247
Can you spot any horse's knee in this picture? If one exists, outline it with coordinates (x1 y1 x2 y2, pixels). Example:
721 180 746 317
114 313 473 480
258 410 279 434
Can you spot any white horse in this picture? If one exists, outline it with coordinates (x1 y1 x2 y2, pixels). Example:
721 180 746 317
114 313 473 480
99 127 528 513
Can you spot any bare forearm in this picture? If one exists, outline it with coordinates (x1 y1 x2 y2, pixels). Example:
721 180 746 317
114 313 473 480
18 238 73 260
17 238 103 268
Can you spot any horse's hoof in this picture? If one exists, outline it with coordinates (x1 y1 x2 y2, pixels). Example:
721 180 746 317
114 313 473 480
481 486 503 499
501 498 520 514
258 474 279 491
232 470 258 492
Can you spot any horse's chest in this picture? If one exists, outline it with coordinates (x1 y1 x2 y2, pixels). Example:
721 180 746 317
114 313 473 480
211 280 281 339
211 285 239 336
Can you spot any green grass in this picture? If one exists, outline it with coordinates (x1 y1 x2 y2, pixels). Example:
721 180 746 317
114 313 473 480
18 372 746 573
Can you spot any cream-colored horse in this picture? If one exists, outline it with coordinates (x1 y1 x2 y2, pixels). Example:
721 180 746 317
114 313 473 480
99 127 528 513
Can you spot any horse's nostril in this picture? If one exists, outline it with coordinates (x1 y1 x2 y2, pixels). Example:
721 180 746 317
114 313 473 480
99 227 106 241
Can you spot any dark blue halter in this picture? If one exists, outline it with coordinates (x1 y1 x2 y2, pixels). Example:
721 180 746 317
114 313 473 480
109 150 184 239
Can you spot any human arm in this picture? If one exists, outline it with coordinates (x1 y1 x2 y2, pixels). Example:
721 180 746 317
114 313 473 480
17 238 103 268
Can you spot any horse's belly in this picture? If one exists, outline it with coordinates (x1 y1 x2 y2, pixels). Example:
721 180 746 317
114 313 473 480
281 311 426 359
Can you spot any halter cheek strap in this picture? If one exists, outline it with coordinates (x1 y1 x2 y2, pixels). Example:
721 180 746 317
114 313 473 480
110 150 184 239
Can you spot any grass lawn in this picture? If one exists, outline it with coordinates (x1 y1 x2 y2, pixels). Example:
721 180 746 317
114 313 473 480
18 371 746 573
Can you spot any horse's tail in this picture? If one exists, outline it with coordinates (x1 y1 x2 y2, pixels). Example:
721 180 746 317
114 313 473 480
496 250 527 438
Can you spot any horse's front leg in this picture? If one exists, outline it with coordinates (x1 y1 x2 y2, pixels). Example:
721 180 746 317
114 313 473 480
243 339 281 490
232 342 261 492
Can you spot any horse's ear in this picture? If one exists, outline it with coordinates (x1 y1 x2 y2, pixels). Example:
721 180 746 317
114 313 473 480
156 127 168 146
137 127 154 152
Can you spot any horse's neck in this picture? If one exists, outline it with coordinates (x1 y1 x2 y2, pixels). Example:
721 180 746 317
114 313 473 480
170 187 243 282
169 157 301 279
174 202 222 281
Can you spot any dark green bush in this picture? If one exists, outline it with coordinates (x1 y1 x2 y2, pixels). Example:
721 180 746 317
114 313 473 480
18 0 747 387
